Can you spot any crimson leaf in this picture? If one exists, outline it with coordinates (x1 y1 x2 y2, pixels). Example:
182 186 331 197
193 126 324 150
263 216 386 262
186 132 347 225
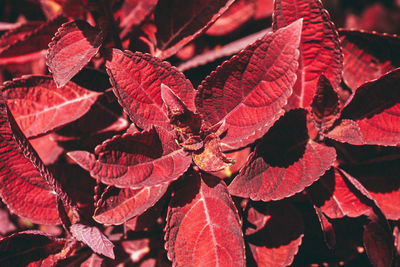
326 68 400 146
229 109 336 201
196 19 302 150
70 223 115 259
165 171 245 266
68 127 192 189
105 49 196 131
0 93 60 225
2 75 101 138
47 20 104 87
93 183 168 225
154 0 235 59
273 0 343 109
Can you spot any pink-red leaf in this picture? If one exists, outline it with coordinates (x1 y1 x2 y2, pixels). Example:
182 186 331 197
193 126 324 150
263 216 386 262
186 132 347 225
0 16 67 65
196 19 302 150
342 158 400 220
309 168 370 219
68 127 192 189
311 75 341 133
105 49 196 131
273 0 343 108
154 0 235 59
0 94 59 225
206 0 256 36
93 183 168 225
120 0 158 38
247 201 304 267
326 68 400 146
339 29 400 91
165 172 245 266
229 109 336 201
47 20 104 87
0 230 66 266
2 75 101 138
70 223 115 259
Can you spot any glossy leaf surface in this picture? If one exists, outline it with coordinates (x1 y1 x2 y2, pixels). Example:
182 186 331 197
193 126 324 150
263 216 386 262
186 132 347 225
196 20 302 150
273 0 343 108
2 75 101 138
165 172 245 267
47 20 103 87
68 127 192 189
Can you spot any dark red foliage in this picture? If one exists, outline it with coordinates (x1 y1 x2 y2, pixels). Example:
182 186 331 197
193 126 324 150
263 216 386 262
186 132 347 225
0 0 399 266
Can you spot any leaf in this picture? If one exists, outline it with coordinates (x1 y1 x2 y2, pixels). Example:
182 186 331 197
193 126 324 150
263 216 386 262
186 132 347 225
70 223 115 259
68 127 192 189
273 0 343 108
311 75 341 133
30 133 64 165
339 29 400 91
0 22 42 50
154 0 236 59
93 183 168 225
326 68 400 146
0 209 16 236
206 0 256 36
0 230 66 266
47 20 104 87
229 109 336 201
0 16 67 65
339 169 394 267
105 49 196 131
0 93 60 225
247 201 304 267
342 158 400 220
196 19 302 150
308 168 370 219
120 0 158 38
165 171 245 266
2 75 101 138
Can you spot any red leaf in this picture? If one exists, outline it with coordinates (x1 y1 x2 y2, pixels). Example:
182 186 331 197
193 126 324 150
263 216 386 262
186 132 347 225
273 0 343 108
342 158 400 220
30 133 64 165
93 183 168 225
0 22 42 50
105 49 196 131
326 68 400 146
254 0 274 20
68 127 192 189
247 201 304 267
70 223 115 259
2 75 101 138
311 75 341 133
0 209 16 236
339 29 400 91
47 20 104 87
0 230 66 266
309 168 370 219
229 109 336 201
0 94 60 225
196 19 302 150
206 0 256 36
0 16 67 65
120 0 158 38
154 0 236 59
165 172 245 266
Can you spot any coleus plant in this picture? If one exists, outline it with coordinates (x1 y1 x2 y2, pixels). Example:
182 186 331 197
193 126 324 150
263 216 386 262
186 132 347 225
0 0 399 266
